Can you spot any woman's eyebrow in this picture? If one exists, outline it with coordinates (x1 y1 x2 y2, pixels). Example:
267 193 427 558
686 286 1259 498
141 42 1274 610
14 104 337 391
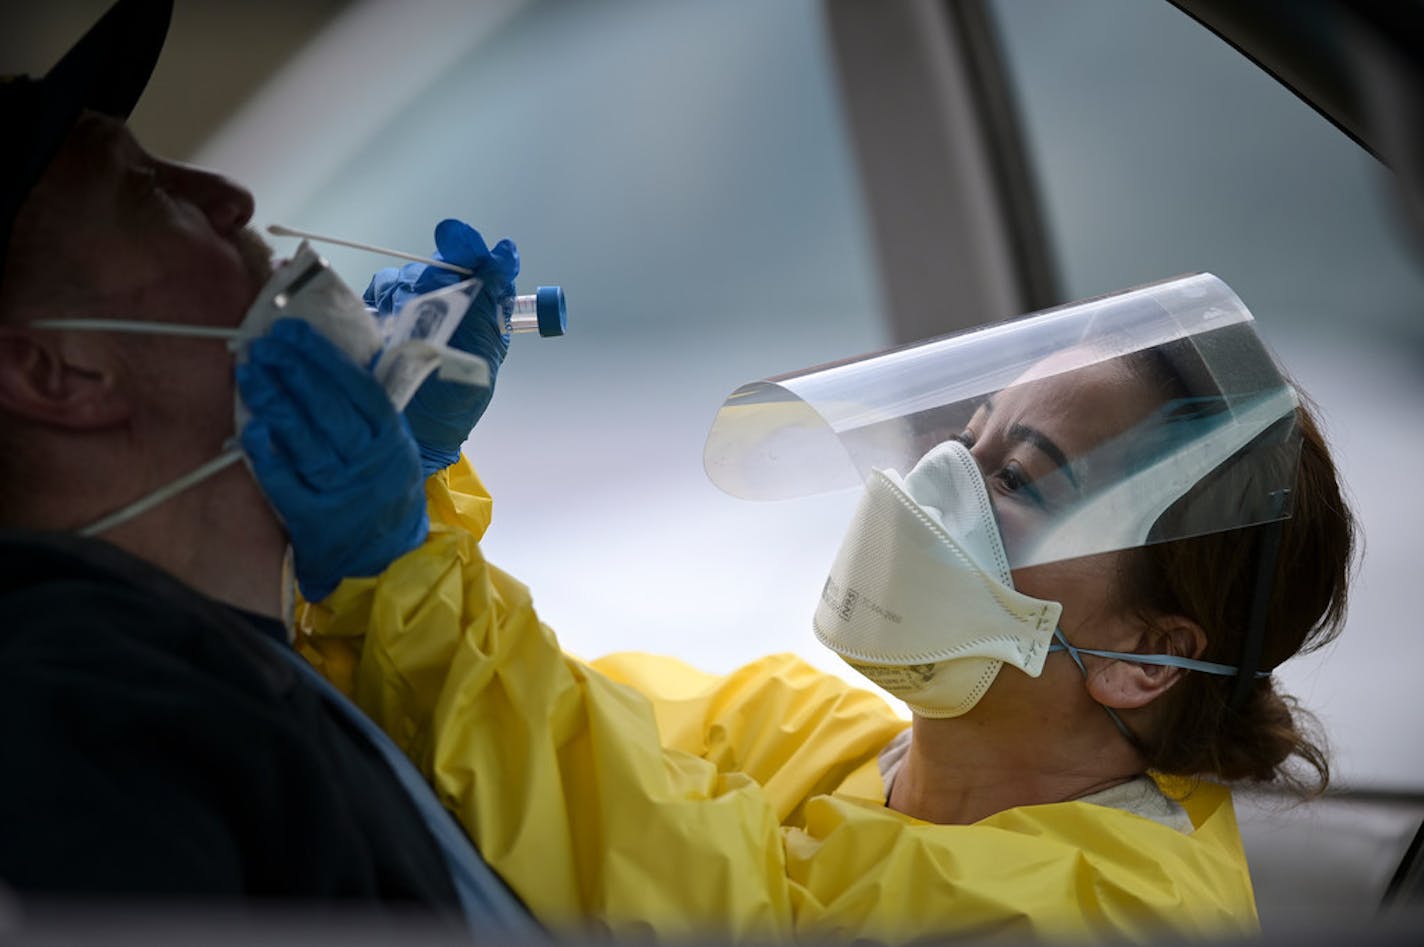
1006 422 1081 491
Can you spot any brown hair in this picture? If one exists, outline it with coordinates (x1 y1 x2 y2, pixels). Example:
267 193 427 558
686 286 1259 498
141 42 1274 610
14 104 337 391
1124 398 1355 793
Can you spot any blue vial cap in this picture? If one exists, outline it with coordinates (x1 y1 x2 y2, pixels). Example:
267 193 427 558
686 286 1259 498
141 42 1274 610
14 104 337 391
535 286 567 337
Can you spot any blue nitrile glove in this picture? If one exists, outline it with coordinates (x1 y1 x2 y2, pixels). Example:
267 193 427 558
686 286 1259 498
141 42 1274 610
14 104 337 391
236 318 429 602
364 219 519 475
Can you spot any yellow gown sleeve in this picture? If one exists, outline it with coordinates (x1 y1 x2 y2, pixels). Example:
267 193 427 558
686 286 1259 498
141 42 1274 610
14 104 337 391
291 460 494 698
590 651 908 826
298 460 796 940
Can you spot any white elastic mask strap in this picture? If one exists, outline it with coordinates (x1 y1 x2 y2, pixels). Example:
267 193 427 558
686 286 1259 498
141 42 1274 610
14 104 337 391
1048 639 1267 678
28 318 244 350
1050 628 1139 744
77 446 245 537
24 319 248 536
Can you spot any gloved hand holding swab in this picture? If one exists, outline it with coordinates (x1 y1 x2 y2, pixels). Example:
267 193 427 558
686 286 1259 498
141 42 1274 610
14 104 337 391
266 223 567 337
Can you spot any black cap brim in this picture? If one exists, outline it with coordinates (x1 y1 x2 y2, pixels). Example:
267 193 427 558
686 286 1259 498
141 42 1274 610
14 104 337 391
1 0 173 268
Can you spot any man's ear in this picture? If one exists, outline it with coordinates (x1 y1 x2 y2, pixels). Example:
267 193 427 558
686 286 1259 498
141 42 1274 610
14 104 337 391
0 329 131 429
1085 615 1208 710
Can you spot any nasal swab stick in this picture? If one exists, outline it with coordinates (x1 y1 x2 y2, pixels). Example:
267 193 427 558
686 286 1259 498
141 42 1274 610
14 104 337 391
266 224 473 275
266 223 569 338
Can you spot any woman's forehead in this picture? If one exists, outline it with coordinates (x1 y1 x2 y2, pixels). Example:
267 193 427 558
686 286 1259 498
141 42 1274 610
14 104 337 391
980 357 1157 449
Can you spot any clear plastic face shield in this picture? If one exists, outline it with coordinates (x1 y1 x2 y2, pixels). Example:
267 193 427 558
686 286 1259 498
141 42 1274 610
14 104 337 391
704 273 1301 571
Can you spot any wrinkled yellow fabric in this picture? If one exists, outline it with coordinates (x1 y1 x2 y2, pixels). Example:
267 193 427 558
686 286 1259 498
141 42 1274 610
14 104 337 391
293 461 494 700
297 457 1260 943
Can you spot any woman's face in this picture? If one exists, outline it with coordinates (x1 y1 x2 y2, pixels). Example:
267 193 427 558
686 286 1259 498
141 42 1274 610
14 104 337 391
957 353 1161 657
955 351 1159 567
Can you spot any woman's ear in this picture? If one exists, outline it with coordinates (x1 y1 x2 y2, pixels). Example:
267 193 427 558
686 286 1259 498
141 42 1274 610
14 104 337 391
1086 615 1207 710
0 329 131 429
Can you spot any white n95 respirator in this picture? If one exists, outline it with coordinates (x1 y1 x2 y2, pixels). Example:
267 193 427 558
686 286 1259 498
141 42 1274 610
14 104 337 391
236 240 489 425
813 439 1061 718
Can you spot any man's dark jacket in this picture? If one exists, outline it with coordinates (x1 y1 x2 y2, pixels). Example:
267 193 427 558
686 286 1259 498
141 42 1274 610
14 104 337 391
0 530 460 908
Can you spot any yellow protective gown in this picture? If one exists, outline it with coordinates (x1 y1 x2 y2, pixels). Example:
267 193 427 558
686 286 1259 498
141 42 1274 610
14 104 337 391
296 459 1260 943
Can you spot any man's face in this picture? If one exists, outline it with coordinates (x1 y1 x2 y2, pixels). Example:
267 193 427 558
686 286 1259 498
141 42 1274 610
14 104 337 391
8 111 271 454
14 110 269 319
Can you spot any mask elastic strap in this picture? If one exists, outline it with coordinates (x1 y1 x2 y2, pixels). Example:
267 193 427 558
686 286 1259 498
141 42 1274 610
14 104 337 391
28 318 245 351
1050 628 1140 745
1046 642 1271 678
78 446 245 537
1050 625 1275 750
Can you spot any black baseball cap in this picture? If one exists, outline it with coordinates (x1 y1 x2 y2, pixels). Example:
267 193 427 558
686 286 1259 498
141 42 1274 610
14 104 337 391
0 0 174 270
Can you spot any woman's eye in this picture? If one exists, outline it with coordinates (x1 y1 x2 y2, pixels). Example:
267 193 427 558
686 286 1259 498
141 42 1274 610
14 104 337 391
995 462 1026 491
992 461 1047 508
950 430 977 448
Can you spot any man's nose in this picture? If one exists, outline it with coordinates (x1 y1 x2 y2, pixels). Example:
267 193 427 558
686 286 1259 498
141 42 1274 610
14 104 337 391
160 161 256 236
